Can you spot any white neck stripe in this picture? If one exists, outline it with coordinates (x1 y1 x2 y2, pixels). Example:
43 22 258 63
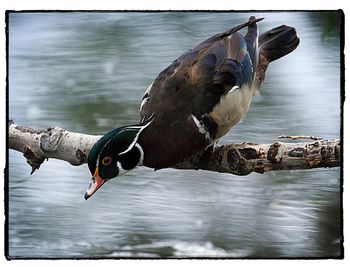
135 143 144 166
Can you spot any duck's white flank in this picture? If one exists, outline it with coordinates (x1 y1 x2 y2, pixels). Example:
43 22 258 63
209 83 256 139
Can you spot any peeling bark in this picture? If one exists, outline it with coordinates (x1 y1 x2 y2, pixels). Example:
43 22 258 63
8 121 340 175
175 140 341 175
9 121 100 173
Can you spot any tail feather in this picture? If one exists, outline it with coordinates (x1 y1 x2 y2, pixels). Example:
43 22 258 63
259 25 300 62
256 25 299 85
194 17 264 51
244 16 261 74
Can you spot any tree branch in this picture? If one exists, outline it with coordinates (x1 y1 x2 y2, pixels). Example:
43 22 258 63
9 120 100 174
8 121 340 175
174 139 341 175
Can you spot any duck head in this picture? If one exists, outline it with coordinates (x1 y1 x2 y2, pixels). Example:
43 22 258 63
84 120 152 200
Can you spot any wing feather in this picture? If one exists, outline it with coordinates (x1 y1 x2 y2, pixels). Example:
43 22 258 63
140 18 261 122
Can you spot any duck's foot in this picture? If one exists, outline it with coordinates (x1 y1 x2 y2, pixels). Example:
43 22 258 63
192 145 215 170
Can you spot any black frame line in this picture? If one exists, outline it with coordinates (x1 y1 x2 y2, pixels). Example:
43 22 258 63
4 9 345 260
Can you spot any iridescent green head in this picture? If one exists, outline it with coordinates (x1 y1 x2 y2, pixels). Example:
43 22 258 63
85 121 151 200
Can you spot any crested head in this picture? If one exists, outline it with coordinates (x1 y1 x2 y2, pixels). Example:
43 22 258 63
88 125 145 179
87 127 125 176
85 118 153 199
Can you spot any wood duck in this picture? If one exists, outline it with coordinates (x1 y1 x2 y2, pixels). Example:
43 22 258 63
85 16 299 199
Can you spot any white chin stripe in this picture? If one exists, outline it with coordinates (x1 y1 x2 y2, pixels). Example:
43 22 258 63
117 161 124 172
117 161 129 176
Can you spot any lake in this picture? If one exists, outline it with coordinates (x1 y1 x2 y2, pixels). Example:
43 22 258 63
7 11 342 258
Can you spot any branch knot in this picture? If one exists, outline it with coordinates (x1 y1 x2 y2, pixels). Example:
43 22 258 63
227 148 252 175
40 127 64 152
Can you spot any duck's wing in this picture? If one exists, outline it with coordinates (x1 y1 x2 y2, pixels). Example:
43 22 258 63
140 17 262 128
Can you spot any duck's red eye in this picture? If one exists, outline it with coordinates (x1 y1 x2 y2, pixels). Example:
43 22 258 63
102 156 112 166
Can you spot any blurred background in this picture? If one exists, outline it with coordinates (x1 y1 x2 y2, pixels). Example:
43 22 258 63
8 12 342 258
